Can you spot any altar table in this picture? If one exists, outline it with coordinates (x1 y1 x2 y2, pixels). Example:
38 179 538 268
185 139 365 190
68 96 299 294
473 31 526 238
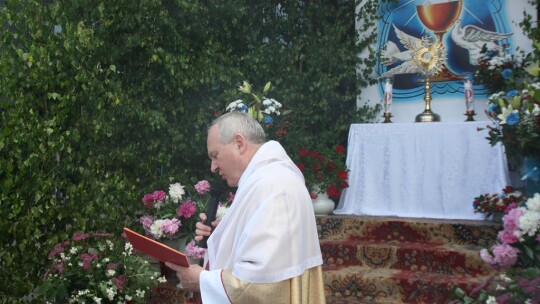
334 121 510 220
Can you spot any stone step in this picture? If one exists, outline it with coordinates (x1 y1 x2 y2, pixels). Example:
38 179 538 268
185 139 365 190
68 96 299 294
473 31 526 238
321 239 494 276
323 266 495 304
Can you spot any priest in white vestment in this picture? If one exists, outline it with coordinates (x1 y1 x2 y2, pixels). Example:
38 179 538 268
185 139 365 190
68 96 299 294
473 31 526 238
166 111 326 303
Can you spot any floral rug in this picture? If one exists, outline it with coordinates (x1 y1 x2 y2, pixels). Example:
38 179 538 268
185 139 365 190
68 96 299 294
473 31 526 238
319 215 502 304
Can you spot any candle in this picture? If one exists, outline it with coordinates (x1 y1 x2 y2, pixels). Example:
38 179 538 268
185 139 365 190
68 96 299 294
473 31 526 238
384 78 393 114
464 78 474 112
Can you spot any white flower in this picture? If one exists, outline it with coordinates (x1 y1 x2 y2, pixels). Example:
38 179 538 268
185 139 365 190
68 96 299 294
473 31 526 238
518 210 540 237
158 276 167 283
526 193 540 212
528 103 540 116
169 183 185 203
125 295 132 301
497 105 517 124
106 239 114 250
124 242 133 256
69 247 78 254
226 99 245 111
216 205 229 221
106 269 116 277
149 220 165 239
92 296 102 303
486 295 498 304
136 289 145 298
106 288 115 300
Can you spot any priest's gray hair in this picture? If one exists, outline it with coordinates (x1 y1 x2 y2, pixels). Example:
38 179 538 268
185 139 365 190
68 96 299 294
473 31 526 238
211 111 267 144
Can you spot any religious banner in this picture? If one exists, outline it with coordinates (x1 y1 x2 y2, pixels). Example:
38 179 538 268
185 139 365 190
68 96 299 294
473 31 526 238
360 0 536 122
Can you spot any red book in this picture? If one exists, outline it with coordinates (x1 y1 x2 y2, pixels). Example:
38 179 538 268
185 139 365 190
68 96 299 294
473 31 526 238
123 227 189 267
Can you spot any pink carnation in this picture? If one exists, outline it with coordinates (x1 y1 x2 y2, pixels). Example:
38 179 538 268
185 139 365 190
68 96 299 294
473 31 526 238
503 207 525 239
106 263 117 270
492 243 520 269
80 252 98 270
479 248 497 266
185 240 206 260
195 180 211 195
152 190 166 202
113 275 127 292
72 233 90 241
142 193 155 208
178 201 197 218
48 243 65 259
504 202 519 213
498 229 518 244
161 218 181 235
140 215 155 231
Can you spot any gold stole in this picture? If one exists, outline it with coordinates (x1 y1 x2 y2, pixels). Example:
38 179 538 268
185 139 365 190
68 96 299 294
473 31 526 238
220 265 326 304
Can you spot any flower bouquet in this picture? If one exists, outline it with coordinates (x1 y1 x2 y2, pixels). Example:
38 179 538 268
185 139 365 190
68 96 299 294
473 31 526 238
473 186 525 220
452 193 540 303
225 80 291 141
474 44 529 95
295 144 349 201
139 179 233 259
37 232 165 303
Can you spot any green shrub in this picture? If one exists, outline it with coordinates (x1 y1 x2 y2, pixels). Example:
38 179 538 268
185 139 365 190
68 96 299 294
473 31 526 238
0 0 379 300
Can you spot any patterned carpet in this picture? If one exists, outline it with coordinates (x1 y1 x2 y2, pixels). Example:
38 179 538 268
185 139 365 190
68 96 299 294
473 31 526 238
146 215 501 303
319 215 502 304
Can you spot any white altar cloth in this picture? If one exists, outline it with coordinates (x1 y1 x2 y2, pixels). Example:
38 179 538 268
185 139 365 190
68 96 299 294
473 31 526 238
334 121 510 220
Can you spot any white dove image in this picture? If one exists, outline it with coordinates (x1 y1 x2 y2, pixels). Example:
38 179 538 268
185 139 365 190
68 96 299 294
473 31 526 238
380 24 422 78
450 19 513 65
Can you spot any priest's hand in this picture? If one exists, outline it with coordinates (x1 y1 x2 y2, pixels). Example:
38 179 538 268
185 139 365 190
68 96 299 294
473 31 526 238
165 262 203 292
194 213 221 242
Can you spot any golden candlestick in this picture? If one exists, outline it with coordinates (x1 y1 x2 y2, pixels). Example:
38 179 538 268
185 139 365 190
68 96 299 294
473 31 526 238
415 78 440 122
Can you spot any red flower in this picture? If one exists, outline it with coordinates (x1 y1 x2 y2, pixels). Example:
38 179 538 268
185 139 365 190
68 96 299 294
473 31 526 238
298 148 309 157
337 170 348 181
335 144 346 154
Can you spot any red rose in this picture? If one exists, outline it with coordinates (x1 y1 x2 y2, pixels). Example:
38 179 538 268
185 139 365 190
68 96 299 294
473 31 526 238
298 148 309 157
335 144 346 155
337 170 348 181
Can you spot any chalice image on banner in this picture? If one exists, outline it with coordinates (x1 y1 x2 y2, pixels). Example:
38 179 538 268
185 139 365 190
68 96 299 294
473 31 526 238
416 0 463 82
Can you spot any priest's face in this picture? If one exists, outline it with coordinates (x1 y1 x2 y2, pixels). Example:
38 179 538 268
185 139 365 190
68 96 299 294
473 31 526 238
207 124 242 187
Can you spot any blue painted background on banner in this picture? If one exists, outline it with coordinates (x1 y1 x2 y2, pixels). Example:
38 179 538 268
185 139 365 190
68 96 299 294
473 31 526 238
376 0 513 102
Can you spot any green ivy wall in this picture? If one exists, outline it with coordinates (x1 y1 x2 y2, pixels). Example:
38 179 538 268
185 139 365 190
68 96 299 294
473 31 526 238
0 0 381 300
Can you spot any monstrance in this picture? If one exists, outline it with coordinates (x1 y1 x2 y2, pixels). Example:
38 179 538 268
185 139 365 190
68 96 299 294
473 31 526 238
411 36 444 122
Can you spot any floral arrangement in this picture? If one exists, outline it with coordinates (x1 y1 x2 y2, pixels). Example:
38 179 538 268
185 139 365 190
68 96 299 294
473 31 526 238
139 179 233 244
452 193 540 303
473 186 525 219
225 81 291 141
295 144 349 201
479 42 540 194
474 44 529 95
37 232 165 303
485 82 540 160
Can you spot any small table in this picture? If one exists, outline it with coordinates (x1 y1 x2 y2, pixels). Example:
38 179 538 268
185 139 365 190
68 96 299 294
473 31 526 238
334 121 510 220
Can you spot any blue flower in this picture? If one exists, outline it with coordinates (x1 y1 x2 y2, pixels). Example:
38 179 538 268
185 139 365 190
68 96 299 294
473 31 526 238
488 103 499 114
506 112 520 126
501 68 513 79
239 104 248 112
506 90 519 98
263 116 273 124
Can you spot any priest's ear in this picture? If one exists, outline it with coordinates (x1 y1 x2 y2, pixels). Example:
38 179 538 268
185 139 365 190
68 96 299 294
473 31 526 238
232 132 247 153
